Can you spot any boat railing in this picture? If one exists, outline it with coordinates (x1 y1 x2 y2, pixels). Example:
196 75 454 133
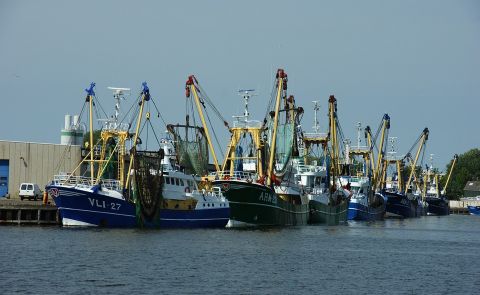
304 186 326 195
209 171 258 181
303 132 328 139
191 186 224 198
296 164 325 173
232 118 262 128
52 175 121 191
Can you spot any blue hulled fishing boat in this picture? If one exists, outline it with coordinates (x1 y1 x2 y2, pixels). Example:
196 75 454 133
46 83 148 227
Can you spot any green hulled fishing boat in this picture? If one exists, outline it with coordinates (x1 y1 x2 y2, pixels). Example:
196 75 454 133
301 97 350 225
210 69 309 227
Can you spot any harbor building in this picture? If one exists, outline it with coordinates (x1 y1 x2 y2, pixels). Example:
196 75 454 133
0 114 84 199
0 141 82 199
464 181 480 199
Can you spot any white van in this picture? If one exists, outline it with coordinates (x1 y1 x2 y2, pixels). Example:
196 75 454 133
19 183 42 201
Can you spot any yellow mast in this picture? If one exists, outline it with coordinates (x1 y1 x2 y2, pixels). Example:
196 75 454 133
365 126 375 175
187 76 221 172
125 82 150 190
85 83 96 183
441 154 458 195
396 160 403 193
373 114 390 189
266 69 286 186
405 128 429 193
328 95 340 175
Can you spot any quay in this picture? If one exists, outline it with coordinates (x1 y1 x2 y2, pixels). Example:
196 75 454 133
450 200 479 215
0 199 59 225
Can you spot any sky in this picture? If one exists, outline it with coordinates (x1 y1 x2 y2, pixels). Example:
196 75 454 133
1 0 479 171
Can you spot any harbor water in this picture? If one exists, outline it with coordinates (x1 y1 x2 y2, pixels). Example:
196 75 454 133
1 215 479 294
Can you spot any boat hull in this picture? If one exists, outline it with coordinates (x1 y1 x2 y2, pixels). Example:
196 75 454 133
142 208 230 228
426 197 450 216
213 180 309 226
309 199 348 225
384 191 426 218
467 206 480 216
347 201 385 221
47 185 137 227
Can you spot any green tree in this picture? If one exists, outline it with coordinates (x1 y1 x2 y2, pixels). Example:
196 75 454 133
441 148 480 199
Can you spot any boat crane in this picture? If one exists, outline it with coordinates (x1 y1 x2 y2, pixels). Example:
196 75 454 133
404 128 429 194
185 75 227 173
441 154 458 196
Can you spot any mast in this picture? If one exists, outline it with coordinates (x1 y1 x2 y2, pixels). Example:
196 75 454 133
365 126 375 177
85 82 96 183
328 95 340 175
266 69 287 186
186 75 221 173
373 114 390 189
125 82 150 190
441 154 458 195
405 128 429 193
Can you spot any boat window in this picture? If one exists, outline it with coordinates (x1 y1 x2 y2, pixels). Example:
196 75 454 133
180 179 184 186
175 178 180 186
165 177 170 185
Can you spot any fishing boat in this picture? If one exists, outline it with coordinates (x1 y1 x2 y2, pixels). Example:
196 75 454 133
294 157 350 225
46 83 149 227
296 100 349 225
47 83 229 228
382 129 429 218
342 122 385 221
134 137 230 228
209 70 309 226
424 154 456 216
343 177 386 221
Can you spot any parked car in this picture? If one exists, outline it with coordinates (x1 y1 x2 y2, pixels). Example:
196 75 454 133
19 183 42 201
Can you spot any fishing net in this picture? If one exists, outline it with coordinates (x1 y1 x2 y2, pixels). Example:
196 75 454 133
133 150 164 224
169 125 209 176
271 122 294 176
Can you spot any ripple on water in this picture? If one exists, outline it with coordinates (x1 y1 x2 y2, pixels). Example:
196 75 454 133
0 215 479 294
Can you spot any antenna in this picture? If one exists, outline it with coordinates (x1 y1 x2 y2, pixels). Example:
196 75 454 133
107 87 131 122
312 101 320 133
238 89 257 122
356 122 362 149
387 137 398 159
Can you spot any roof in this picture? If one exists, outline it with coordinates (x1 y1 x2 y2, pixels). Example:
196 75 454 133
464 181 480 192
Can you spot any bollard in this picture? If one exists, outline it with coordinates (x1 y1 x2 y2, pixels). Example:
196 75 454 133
42 191 48 205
